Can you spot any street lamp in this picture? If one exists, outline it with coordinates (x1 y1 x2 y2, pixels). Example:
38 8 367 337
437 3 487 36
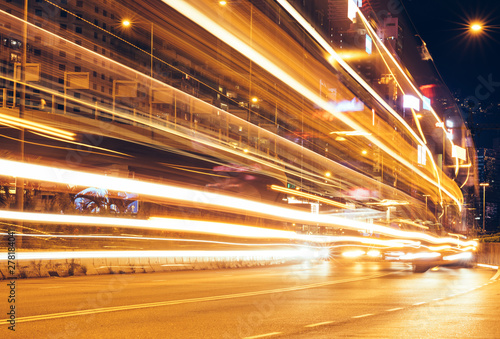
121 19 154 79
121 19 154 121
480 183 489 232
470 23 483 32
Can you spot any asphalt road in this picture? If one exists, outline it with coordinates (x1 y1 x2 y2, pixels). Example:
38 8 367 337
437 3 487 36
3 261 499 338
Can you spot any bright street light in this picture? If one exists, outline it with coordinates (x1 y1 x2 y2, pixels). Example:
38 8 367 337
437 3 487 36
470 23 482 32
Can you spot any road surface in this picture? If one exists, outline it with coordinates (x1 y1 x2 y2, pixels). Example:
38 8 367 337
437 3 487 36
3 261 499 338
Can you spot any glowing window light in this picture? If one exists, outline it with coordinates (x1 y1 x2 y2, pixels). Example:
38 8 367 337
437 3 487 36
365 34 372 54
403 95 420 111
422 96 431 110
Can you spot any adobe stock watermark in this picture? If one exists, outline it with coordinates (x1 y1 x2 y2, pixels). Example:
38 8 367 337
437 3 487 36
221 263 312 339
463 73 500 111
47 274 132 338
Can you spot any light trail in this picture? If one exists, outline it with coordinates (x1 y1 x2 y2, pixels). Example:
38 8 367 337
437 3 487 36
270 185 354 209
0 112 75 140
162 0 463 210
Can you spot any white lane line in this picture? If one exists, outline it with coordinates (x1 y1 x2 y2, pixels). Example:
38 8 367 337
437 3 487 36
449 294 456 297
305 321 334 327
386 308 403 312
244 332 282 339
413 302 426 306
352 314 373 318
433 298 443 301
1 270 402 325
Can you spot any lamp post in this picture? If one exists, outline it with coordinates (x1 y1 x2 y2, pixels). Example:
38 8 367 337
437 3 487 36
480 183 489 232
423 194 430 220
16 0 28 213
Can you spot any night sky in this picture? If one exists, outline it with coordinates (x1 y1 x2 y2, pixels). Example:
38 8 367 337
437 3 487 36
404 0 500 96
403 0 500 147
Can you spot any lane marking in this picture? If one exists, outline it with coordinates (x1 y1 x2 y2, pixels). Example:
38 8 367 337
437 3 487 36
433 298 442 301
0 270 402 325
305 321 334 327
413 302 426 306
490 269 500 281
244 332 282 339
386 308 402 312
352 313 373 318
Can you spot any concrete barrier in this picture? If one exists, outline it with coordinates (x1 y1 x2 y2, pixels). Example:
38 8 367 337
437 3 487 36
476 242 500 266
0 250 303 280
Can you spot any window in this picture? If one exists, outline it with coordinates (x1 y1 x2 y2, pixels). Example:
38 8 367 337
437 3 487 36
59 51 66 57
95 6 99 13
102 23 107 29
75 26 82 34
101 74 105 80
60 23 67 30
59 64 66 70
74 93 81 98
61 0 67 4
93 71 97 77
60 10 67 17
35 9 42 16
75 66 81 72
75 40 82 45
103 10 107 17
34 49 41 56
102 36 106 42
94 32 98 39
93 84 97 90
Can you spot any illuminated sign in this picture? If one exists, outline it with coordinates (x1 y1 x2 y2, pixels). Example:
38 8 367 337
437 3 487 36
348 0 362 22
329 97 364 112
365 34 372 54
403 95 420 111
452 145 466 161
422 96 431 110
417 145 426 165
